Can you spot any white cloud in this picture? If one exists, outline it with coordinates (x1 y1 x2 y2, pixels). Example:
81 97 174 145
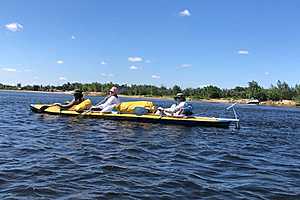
1 67 17 72
5 22 23 32
101 61 107 65
179 9 191 17
180 64 192 68
71 35 76 40
145 60 151 63
238 50 249 55
129 65 138 70
151 75 160 79
24 69 32 72
59 77 67 81
57 60 64 64
101 73 114 77
128 56 143 62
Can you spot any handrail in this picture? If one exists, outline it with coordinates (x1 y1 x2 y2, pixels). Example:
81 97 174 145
226 103 240 129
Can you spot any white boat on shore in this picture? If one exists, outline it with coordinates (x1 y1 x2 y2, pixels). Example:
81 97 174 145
247 99 260 105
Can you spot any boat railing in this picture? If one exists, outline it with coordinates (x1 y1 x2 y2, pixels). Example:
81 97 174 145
226 103 240 129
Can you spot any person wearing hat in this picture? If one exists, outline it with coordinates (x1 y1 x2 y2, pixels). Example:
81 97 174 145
53 89 85 109
90 86 120 112
155 93 193 116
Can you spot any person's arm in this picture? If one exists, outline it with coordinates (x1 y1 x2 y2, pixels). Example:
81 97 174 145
54 99 77 109
164 103 185 114
95 96 109 106
97 96 117 108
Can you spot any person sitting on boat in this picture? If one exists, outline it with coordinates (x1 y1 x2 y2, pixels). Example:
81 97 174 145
53 89 85 109
90 86 120 113
155 93 193 117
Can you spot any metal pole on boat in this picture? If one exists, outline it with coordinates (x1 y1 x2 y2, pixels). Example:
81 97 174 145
226 103 240 129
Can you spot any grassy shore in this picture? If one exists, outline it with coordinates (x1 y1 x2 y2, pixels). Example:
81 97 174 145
1 89 299 107
199 98 298 107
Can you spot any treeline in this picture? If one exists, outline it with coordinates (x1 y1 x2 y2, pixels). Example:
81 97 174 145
1 81 300 102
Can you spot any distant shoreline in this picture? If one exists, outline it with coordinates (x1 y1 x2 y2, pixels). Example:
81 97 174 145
1 89 298 107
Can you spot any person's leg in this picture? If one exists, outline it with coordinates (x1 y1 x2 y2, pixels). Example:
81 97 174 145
155 110 162 115
91 107 102 111
100 105 114 113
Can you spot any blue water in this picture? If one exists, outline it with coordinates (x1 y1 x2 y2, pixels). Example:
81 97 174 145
0 91 300 199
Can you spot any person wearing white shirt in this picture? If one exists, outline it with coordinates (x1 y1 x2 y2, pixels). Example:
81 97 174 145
90 86 120 113
156 93 193 117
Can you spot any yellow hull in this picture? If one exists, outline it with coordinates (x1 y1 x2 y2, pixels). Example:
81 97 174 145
30 104 239 128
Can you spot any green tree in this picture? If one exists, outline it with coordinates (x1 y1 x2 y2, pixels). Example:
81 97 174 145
267 80 294 100
202 85 222 98
295 84 300 96
277 80 294 100
172 85 182 95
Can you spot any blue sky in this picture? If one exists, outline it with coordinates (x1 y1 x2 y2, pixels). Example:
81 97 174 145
0 0 300 88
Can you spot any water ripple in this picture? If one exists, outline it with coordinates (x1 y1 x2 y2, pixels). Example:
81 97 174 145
0 91 300 199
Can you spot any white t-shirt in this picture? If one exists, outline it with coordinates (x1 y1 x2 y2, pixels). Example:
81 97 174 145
165 102 187 115
96 96 120 112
